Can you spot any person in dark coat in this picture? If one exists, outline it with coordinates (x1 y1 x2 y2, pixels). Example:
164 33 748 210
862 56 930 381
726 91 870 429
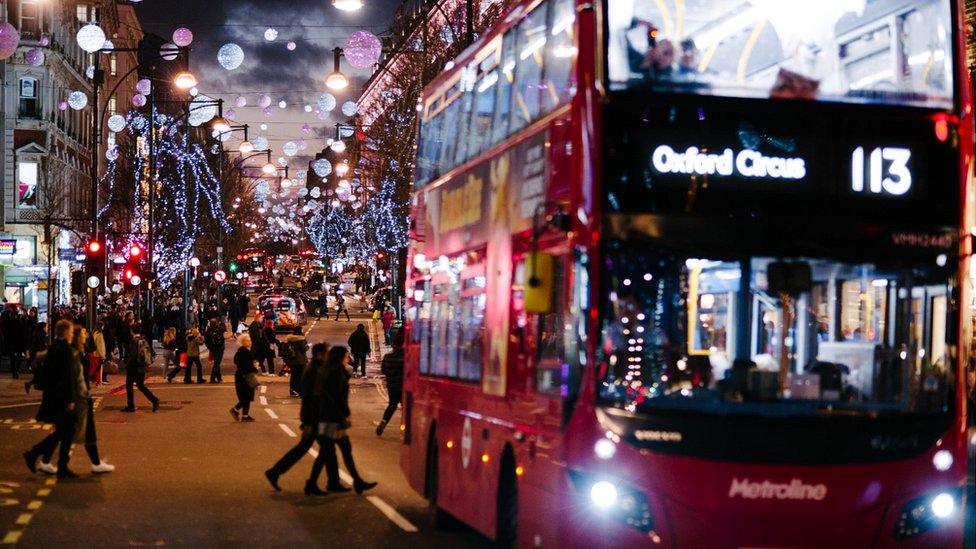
1 304 27 378
264 343 330 494
263 321 280 375
248 319 267 373
376 334 405 436
307 346 377 494
23 320 79 478
347 324 371 377
122 327 160 412
231 334 258 422
204 317 226 383
282 326 309 396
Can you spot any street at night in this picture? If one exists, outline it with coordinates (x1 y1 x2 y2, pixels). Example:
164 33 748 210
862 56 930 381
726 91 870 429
2 0 976 547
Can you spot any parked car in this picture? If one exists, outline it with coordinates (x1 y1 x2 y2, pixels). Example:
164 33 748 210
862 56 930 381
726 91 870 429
256 294 307 332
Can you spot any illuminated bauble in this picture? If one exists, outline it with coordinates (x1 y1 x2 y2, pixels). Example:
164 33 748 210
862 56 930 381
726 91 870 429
304 104 313 113
301 123 312 135
211 144 221 155
316 110 329 120
86 66 95 79
132 93 147 107
252 136 269 150
76 23 106 53
102 39 114 51
343 30 382 69
258 94 272 109
339 125 354 138
260 123 268 131
312 158 332 177
264 28 278 41
173 27 194 47
342 101 358 116
218 43 245 70
310 187 322 198
136 78 152 95
263 106 274 118
25 48 44 66
212 128 230 142
235 95 247 108
278 156 287 165
225 108 236 120
107 114 127 133
0 21 19 60
188 94 218 127
160 42 179 61
298 139 308 151
317 93 336 112
336 187 351 201
68 91 88 110
106 147 119 161
296 169 308 179
58 101 68 111
38 34 50 47
351 201 362 210
278 100 287 109
283 141 299 156
298 187 309 198
287 41 297 51
189 87 199 97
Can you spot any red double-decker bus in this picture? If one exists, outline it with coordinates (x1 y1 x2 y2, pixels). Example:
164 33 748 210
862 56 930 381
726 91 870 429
402 0 972 546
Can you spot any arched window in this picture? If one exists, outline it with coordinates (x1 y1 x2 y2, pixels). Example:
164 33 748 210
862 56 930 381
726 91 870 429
19 77 39 119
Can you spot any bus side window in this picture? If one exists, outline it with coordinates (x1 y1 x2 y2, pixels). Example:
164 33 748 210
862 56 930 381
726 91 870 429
459 274 487 381
536 256 568 395
543 0 576 110
491 29 516 145
510 1 549 133
415 280 432 375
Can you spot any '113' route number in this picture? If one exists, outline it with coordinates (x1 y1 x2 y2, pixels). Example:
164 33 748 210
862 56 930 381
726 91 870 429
851 146 912 196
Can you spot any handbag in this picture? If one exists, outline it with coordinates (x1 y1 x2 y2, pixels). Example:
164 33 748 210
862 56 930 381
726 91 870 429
245 372 261 389
103 360 120 375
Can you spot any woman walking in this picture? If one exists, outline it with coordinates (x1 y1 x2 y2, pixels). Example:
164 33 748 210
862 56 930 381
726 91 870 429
231 333 258 422
160 327 177 379
91 321 107 384
376 334 404 436
23 320 78 479
307 346 377 494
185 327 206 384
68 325 114 474
204 318 225 383
282 326 308 397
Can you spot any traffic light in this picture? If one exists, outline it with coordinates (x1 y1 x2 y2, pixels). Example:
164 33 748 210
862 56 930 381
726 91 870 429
84 240 105 287
228 261 239 273
129 244 143 259
124 242 146 288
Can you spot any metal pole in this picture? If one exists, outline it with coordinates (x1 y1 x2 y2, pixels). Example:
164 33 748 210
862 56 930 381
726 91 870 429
87 8 102 331
217 149 224 321
465 0 474 45
147 65 157 320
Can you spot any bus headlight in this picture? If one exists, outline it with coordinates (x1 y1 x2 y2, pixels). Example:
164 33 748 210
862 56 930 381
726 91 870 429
590 481 618 507
570 471 654 532
894 489 960 539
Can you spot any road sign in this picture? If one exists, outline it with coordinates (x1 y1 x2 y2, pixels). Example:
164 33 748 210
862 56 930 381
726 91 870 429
214 270 227 283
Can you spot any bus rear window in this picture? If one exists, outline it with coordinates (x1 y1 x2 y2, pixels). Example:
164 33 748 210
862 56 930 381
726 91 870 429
607 0 954 110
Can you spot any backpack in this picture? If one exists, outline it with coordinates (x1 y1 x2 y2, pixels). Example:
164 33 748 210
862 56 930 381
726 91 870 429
280 341 296 362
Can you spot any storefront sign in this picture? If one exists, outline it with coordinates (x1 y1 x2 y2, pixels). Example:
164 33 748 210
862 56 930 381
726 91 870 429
0 240 17 256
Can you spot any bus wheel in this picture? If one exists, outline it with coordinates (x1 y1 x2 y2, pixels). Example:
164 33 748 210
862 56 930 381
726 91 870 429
496 447 518 547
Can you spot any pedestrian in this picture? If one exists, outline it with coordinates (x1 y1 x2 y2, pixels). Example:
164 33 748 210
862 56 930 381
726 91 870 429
248 319 267 374
334 293 350 322
231 333 258 422
282 326 309 397
23 320 79 479
1 304 27 378
160 327 177 378
204 318 226 383
376 333 404 436
122 325 160 413
381 306 395 346
264 343 329 493
91 321 108 384
63 324 114 474
317 291 328 320
228 297 241 336
28 321 47 375
166 328 190 383
184 327 206 384
309 346 377 494
263 321 280 376
347 323 371 377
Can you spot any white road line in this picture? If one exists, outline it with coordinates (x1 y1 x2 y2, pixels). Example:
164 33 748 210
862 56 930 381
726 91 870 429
278 423 297 437
0 402 41 409
261 385 267 394
303 448 353 484
259 396 268 406
366 496 418 532
264 408 279 419
307 448 319 458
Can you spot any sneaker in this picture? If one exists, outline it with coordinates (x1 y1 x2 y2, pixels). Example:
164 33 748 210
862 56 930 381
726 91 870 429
230 408 240 421
92 461 115 474
38 462 57 475
241 416 256 422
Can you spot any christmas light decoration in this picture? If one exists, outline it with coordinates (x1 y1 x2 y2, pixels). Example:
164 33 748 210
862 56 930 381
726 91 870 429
68 91 88 110
342 101 358 116
218 43 245 70
76 23 106 53
318 93 337 112
160 42 180 61
0 21 18 60
108 114 127 132
235 95 247 108
343 30 383 69
258 94 272 109
136 78 152 95
173 27 194 47
25 48 44 66
264 28 278 41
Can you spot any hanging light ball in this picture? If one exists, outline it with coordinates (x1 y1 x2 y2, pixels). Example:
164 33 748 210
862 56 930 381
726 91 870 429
287 41 297 51
263 106 274 118
0 21 19 60
38 34 50 47
342 101 358 117
298 139 308 151
86 65 96 79
217 43 245 70
310 187 322 198
252 136 269 150
278 99 287 109
303 104 313 113
298 188 309 198
330 140 347 153
317 93 337 113
58 101 68 111
106 146 119 161
68 91 89 110
172 27 194 47
132 93 147 107
296 169 308 180
301 123 312 135
25 48 45 66
188 94 218 127
312 159 332 177
343 30 382 69
225 108 237 121
160 42 179 61
107 114 127 133
135 78 152 95
102 39 115 51
235 95 247 108
278 156 287 166
316 110 329 120
283 141 299 156
189 87 200 97
264 27 278 41
76 23 106 53
260 123 268 131
258 94 272 109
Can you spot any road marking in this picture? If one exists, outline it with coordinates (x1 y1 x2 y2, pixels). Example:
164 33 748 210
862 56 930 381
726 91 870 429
2 531 22 544
261 385 267 394
35 489 50 497
14 514 31 526
278 423 297 437
259 396 268 406
43 479 55 486
303 448 353 484
307 448 318 458
0 402 41 410
26 501 42 511
366 496 419 532
264 408 278 419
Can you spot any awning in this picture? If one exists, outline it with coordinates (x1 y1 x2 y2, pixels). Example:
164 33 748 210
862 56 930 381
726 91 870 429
2 265 38 285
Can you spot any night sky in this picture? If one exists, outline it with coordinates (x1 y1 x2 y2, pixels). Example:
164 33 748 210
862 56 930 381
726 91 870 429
132 0 401 169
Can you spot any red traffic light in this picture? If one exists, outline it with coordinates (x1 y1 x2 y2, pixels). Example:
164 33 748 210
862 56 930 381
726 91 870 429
129 244 143 258
87 241 102 254
124 267 135 280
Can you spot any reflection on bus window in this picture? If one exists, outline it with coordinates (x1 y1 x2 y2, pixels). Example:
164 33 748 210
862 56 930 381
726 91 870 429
599 247 955 416
607 0 954 109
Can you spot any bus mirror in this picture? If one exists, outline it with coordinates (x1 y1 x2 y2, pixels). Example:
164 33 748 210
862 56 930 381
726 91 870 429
525 252 554 314
767 262 812 295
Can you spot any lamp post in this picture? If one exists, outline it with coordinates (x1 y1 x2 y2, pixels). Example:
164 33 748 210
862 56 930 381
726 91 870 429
211 124 250 323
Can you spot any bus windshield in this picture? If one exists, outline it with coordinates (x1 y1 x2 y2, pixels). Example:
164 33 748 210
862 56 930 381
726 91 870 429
598 244 956 417
606 0 955 109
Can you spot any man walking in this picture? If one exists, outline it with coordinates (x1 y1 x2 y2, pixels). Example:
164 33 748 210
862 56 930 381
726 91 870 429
23 320 79 478
334 293 350 322
376 333 404 436
282 326 309 397
122 326 160 413
347 324 371 378
204 318 226 383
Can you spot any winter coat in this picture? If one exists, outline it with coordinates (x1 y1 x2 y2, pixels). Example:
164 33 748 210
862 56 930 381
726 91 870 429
317 365 351 423
35 339 77 423
233 347 258 402
381 310 395 330
381 349 404 395
299 361 322 427
348 327 371 356
125 337 152 375
282 334 308 367
204 325 225 352
187 334 205 357
1 311 27 353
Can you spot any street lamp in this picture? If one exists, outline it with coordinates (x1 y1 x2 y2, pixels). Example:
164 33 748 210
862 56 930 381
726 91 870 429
239 140 254 154
262 163 277 175
326 47 349 90
332 0 364 11
330 140 347 153
174 71 198 89
211 116 232 133
335 160 350 177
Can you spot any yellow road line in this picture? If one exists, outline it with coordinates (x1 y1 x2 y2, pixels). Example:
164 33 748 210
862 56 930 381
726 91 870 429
2 531 22 544
14 515 31 526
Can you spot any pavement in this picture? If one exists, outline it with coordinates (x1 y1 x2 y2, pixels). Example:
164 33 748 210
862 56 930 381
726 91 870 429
0 300 490 548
